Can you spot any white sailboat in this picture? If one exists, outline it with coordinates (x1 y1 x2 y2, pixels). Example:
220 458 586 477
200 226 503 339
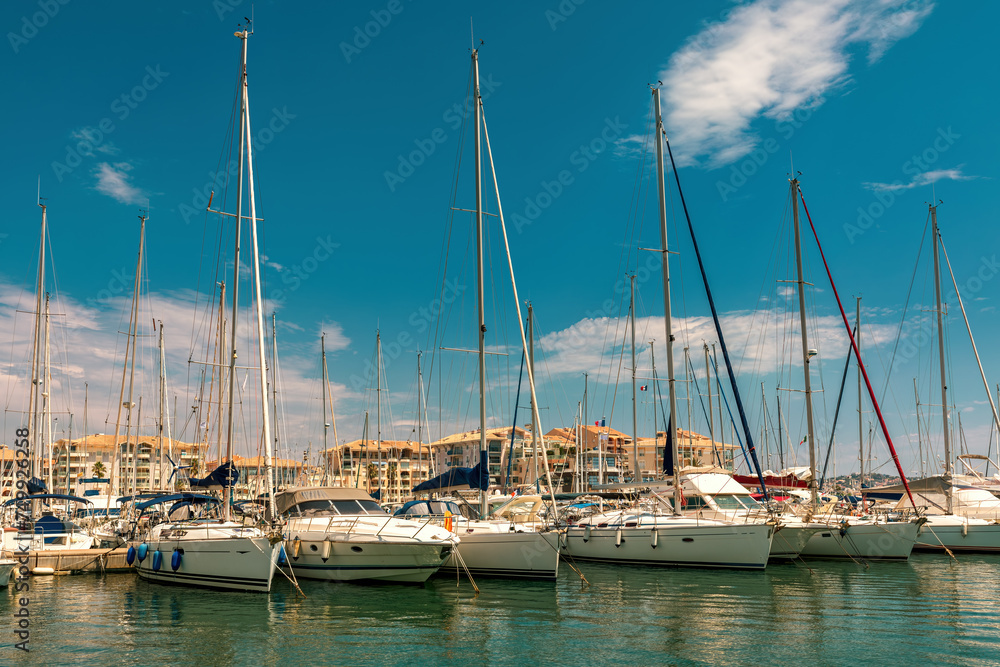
869 203 1000 553
406 46 563 580
128 23 281 592
561 87 773 570
781 178 918 561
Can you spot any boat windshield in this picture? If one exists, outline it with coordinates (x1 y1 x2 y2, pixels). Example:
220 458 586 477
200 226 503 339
289 499 388 517
713 495 760 510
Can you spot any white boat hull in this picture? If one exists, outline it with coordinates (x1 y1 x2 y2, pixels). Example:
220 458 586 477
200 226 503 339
285 536 452 583
132 524 280 593
439 529 560 580
769 523 826 559
799 520 917 560
562 521 773 570
914 515 1000 552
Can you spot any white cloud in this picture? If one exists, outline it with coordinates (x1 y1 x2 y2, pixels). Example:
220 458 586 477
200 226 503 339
864 166 978 192
94 162 146 205
660 0 934 167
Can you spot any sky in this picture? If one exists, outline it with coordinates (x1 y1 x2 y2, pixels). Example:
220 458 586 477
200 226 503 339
1 0 998 481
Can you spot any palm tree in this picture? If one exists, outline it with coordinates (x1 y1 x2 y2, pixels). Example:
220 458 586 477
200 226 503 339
92 461 107 479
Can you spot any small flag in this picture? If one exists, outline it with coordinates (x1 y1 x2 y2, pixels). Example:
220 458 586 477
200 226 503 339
640 385 647 391
595 421 599 427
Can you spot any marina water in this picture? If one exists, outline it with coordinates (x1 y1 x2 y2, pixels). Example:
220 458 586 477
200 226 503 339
3 554 999 665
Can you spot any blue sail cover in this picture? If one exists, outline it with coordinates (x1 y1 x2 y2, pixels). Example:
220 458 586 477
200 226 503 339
26 477 48 494
188 461 239 490
412 461 489 493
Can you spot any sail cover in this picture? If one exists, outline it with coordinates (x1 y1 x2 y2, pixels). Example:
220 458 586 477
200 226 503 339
189 461 239 490
412 461 489 493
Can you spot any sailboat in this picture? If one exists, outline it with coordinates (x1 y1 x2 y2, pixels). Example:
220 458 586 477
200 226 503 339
1 200 102 558
128 23 281 592
780 178 919 560
560 87 774 570
402 46 563 580
867 203 1000 552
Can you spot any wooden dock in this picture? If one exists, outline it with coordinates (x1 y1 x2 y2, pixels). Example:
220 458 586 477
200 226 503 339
2 547 133 575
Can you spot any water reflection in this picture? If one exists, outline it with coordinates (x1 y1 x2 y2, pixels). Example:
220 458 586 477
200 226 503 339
3 556 1000 665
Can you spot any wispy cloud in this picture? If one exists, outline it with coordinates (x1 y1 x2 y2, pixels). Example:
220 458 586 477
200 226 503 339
864 166 979 192
94 162 146 204
660 0 934 167
71 127 118 156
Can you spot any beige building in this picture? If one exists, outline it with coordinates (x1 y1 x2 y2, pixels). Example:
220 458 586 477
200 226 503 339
45 434 202 495
321 439 437 502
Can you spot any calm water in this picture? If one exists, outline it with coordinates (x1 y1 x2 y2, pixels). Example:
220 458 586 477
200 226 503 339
3 554 1000 665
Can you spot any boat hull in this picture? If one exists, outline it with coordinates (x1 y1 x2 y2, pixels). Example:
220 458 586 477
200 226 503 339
132 525 280 593
799 520 917 560
285 537 451 583
438 529 560 580
769 523 826 559
562 522 773 570
913 515 1000 552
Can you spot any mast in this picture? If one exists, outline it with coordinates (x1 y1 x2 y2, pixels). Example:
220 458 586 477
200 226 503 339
28 202 46 479
473 46 488 516
930 204 953 514
417 351 426 484
790 178 818 507
652 87 682 512
322 333 329 483
856 297 863 496
704 343 715 450
222 30 249 521
528 303 539 489
271 313 281 471
629 276 639 482
376 330 383 500
43 293 52 492
158 320 166 489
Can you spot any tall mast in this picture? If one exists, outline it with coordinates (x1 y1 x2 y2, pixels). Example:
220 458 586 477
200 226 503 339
271 313 281 469
790 178 818 507
704 343 715 449
652 87 681 512
28 202 47 478
856 298 863 495
417 351 426 484
244 26 276 515
528 303 538 487
322 333 329 482
930 204 953 514
223 28 248 521
473 47 488 516
376 330 383 499
43 293 52 491
629 275 639 482
158 320 166 489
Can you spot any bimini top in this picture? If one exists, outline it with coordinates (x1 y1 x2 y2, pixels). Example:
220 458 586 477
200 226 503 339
133 493 219 512
273 486 378 517
2 493 93 508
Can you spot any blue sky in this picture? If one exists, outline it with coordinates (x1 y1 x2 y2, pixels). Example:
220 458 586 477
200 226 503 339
1 0 998 479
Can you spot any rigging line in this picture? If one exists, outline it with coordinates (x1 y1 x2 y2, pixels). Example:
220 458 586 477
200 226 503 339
879 211 931 404
710 346 751 471
819 326 856 488
796 185 916 509
685 353 716 448
425 61 474 440
940 233 1000 439
663 137 769 498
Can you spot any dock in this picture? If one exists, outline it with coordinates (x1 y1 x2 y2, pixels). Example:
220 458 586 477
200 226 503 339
2 547 133 575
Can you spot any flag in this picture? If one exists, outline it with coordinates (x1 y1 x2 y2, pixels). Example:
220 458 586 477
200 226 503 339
640 385 647 391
